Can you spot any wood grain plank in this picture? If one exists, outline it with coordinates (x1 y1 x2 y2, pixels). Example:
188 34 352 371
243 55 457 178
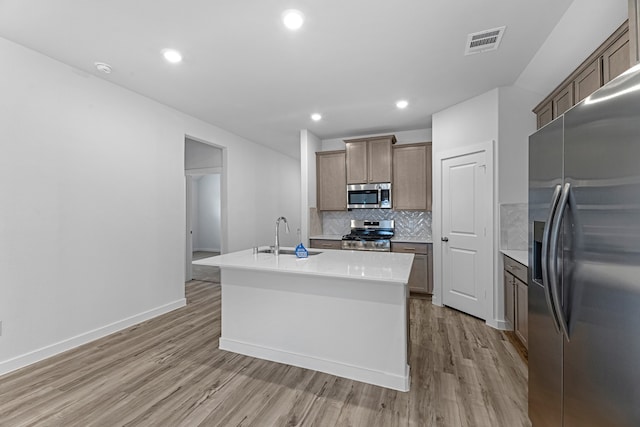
0 282 530 426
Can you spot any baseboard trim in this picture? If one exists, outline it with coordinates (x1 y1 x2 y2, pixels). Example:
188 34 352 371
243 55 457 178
219 337 410 392
0 298 186 377
486 318 510 330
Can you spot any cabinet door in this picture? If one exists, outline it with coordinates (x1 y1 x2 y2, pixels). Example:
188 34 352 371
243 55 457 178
316 151 346 211
368 138 393 183
603 29 630 84
392 243 431 294
536 101 553 129
309 239 342 250
407 254 428 293
631 0 640 66
345 141 368 184
515 277 528 348
393 143 427 210
552 84 574 118
574 58 602 104
426 244 433 293
504 271 515 328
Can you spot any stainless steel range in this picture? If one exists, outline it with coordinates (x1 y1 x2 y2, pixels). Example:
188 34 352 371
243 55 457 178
341 220 394 252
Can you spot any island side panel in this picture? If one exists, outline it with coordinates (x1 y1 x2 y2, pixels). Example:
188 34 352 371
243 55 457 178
218 268 410 392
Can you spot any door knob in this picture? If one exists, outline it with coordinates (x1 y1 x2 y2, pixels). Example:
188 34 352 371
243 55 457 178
441 237 449 242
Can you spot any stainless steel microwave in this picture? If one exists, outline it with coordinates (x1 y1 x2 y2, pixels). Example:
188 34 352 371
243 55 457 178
347 183 391 209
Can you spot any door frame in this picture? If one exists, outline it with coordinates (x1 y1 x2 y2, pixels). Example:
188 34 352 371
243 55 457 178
432 140 495 324
184 134 227 283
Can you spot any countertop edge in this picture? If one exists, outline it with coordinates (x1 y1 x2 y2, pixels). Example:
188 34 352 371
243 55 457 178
215 263 411 284
500 249 528 267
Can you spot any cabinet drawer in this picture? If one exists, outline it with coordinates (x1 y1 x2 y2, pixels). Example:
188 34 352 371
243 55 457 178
504 256 527 283
309 239 342 250
391 242 427 255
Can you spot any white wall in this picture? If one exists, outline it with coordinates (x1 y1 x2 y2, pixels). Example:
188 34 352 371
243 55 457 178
497 86 539 204
432 91 498 156
0 36 300 375
300 130 322 244
195 174 221 252
516 0 628 97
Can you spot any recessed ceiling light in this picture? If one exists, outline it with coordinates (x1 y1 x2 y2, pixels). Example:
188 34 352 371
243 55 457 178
311 113 322 121
396 100 409 109
282 9 304 30
94 62 112 74
162 49 183 64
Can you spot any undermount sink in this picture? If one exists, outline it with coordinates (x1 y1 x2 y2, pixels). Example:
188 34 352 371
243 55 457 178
258 248 321 256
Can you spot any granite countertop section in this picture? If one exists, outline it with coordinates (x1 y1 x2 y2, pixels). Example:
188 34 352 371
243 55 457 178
501 249 528 267
309 235 343 240
194 247 414 284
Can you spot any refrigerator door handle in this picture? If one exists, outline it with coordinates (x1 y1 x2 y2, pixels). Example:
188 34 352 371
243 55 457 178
549 182 571 342
542 184 563 333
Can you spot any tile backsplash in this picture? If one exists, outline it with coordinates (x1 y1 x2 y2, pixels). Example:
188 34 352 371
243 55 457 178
500 203 528 250
322 210 432 240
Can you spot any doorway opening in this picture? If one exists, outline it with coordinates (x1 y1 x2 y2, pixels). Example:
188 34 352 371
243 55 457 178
188 174 221 282
184 137 224 283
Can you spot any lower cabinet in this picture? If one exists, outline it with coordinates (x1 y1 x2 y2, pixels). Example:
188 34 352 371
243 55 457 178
391 242 433 294
504 255 528 349
309 239 342 250
504 271 515 328
515 277 528 346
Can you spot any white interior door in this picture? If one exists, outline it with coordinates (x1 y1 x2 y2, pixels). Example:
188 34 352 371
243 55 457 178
441 149 490 319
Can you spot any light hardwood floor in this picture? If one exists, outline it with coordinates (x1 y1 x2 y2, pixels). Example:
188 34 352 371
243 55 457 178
0 281 530 426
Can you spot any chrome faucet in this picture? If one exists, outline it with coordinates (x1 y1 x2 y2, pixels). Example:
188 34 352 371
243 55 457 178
274 216 290 256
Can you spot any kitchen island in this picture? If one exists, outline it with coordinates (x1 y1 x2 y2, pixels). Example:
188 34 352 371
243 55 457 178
194 248 414 391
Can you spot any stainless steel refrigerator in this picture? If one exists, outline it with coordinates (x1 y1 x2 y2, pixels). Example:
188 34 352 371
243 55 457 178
529 65 640 427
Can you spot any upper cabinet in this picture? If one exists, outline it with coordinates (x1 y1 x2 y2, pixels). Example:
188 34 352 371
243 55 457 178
603 29 630 84
533 21 631 129
536 101 553 129
393 143 432 211
344 135 396 184
629 0 640 66
552 84 574 117
316 150 347 211
574 58 602 104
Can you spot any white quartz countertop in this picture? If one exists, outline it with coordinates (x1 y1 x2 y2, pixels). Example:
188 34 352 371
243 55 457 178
194 247 415 284
500 249 528 267
309 235 432 244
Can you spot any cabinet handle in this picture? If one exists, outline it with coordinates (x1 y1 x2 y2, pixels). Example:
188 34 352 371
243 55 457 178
404 247 416 251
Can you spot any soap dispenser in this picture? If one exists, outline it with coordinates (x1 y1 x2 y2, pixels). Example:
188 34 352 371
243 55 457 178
295 228 309 258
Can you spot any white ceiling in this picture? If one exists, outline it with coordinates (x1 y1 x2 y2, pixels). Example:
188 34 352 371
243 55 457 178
0 0 574 158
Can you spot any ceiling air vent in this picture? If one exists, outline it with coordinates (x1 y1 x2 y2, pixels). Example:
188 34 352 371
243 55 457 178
465 26 506 55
